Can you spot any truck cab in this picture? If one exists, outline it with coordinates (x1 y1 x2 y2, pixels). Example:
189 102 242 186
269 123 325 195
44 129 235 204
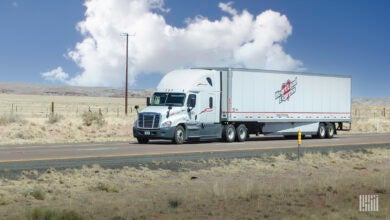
133 69 221 144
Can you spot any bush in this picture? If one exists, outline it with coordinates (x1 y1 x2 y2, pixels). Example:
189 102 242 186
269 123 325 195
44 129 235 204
0 113 25 125
27 207 84 220
47 113 63 124
81 111 105 126
168 198 182 208
31 188 46 200
96 182 119 193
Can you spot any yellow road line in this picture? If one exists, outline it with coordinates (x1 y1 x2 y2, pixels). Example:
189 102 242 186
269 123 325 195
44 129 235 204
0 141 389 164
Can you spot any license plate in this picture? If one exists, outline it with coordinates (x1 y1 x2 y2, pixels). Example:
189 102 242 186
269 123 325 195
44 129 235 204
144 131 150 135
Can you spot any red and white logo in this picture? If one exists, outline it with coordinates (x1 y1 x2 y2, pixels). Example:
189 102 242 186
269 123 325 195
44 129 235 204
275 77 297 103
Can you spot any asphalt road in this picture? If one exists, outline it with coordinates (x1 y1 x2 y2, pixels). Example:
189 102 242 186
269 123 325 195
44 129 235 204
1 133 390 162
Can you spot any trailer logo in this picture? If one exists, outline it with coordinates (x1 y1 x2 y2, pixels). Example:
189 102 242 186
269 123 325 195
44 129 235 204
275 77 297 103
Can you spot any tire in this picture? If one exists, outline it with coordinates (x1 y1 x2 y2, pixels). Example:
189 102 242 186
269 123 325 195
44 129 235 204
315 123 326 139
173 125 185 144
236 124 248 142
325 123 335 138
222 124 236 142
137 137 149 144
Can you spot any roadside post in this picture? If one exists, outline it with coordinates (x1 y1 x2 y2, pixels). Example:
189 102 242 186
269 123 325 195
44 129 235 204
297 130 302 161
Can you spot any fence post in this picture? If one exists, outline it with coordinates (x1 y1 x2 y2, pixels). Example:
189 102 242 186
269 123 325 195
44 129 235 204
51 102 54 114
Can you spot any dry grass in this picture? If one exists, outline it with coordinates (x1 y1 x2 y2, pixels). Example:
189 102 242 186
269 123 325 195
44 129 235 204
346 105 390 133
0 94 389 145
0 94 144 145
0 148 389 219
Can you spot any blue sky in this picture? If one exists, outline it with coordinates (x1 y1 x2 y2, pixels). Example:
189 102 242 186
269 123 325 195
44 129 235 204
0 0 389 97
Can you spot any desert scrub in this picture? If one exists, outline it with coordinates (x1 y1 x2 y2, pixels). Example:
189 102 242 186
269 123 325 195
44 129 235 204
25 188 46 200
81 111 105 126
26 207 84 220
95 182 119 193
0 113 25 125
47 113 63 124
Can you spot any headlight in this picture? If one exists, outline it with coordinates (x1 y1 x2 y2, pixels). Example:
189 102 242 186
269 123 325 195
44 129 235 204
133 120 138 127
161 121 172 128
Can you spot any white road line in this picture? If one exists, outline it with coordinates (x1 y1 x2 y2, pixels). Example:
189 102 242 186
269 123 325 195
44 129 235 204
75 147 120 151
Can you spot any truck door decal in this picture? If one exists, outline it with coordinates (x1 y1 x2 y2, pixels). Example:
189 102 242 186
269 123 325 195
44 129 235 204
199 108 213 115
275 77 297 104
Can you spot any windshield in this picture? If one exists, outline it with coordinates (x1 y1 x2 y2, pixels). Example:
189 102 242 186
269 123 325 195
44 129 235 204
150 93 186 107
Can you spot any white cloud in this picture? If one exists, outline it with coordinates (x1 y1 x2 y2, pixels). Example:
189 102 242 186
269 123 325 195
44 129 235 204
218 2 237 16
44 0 303 86
41 67 69 82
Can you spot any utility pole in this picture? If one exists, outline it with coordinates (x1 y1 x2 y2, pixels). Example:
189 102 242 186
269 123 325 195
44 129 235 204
121 33 129 115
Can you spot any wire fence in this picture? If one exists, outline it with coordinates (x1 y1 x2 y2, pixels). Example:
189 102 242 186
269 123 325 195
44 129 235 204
0 99 145 119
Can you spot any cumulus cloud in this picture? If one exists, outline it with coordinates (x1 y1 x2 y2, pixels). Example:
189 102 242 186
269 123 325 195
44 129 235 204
41 67 69 82
43 0 302 86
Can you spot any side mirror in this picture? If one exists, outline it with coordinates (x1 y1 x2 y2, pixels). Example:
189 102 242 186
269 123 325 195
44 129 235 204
166 105 172 118
190 98 196 108
146 97 150 106
134 105 139 114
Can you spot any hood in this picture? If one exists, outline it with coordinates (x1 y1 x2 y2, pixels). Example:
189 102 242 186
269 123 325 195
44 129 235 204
139 106 186 118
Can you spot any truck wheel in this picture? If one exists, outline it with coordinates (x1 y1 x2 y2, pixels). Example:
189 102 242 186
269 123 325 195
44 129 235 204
137 137 149 144
315 123 326 139
236 124 247 142
173 125 185 144
325 123 335 138
223 124 236 142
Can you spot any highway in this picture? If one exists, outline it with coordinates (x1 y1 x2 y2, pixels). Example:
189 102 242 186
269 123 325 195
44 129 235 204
0 133 389 172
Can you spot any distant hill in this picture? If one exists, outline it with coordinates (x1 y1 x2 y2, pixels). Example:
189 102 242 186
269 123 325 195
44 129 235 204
0 82 153 98
352 98 390 106
0 82 389 105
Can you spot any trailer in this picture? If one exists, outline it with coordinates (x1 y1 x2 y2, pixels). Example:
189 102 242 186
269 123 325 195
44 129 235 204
133 68 351 144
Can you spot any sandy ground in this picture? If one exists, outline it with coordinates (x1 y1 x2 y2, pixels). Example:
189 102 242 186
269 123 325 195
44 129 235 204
0 94 389 146
0 148 388 219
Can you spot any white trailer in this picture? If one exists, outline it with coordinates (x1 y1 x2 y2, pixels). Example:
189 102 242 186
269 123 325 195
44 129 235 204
133 68 351 144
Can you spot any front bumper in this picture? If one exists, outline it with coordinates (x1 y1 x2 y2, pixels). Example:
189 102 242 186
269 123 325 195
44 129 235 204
133 127 176 140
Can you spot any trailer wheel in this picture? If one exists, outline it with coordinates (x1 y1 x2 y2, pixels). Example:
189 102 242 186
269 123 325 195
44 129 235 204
137 137 149 144
325 123 335 138
315 123 326 139
236 124 248 142
173 125 185 144
222 124 236 142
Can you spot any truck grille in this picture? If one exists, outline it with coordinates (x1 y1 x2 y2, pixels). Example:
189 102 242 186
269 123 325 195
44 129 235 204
138 113 160 129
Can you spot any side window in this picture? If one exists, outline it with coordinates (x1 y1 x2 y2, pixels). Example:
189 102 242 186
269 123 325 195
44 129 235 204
206 77 213 86
187 94 196 107
209 97 213 108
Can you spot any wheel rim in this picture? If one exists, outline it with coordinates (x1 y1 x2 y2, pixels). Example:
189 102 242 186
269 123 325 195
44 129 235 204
328 126 334 136
176 129 184 142
228 127 235 140
239 129 246 140
320 126 325 137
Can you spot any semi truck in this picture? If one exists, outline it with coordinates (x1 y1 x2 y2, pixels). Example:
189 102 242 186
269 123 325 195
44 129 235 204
133 68 351 144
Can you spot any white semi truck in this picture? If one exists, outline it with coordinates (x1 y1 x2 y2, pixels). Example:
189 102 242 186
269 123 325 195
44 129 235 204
133 68 351 144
